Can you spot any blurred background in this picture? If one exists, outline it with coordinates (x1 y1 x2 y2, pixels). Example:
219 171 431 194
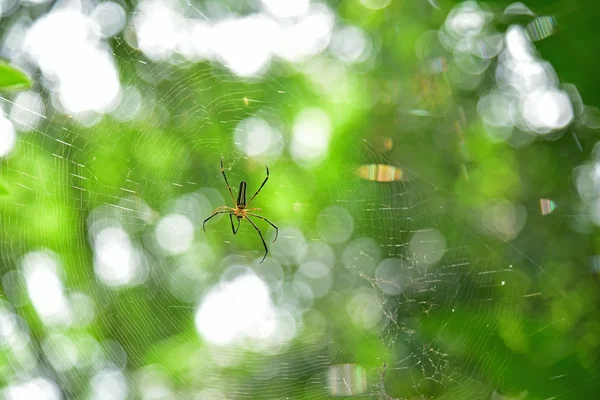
1 0 600 398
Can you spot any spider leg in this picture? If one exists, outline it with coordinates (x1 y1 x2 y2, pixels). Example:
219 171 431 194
245 216 269 263
214 206 236 213
220 156 237 207
229 214 241 235
245 164 269 207
203 210 234 232
245 208 263 213
247 213 278 242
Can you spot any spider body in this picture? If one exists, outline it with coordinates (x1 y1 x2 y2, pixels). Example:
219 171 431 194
202 157 278 263
236 181 247 208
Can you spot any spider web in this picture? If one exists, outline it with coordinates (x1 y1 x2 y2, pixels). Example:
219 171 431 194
0 1 596 400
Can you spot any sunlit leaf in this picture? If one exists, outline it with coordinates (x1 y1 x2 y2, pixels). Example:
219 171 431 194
0 62 31 91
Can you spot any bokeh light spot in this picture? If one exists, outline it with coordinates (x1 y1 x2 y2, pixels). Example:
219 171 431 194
316 206 354 244
234 117 281 157
155 213 195 255
275 4 334 62
375 258 404 296
195 270 295 347
481 201 527 241
408 229 447 266
111 85 142 122
212 15 279 77
261 0 310 19
90 368 129 400
291 108 332 166
24 7 121 114
522 87 573 133
445 1 486 39
0 113 17 157
3 378 61 400
94 226 143 287
9 91 44 132
22 251 70 324
91 1 127 38
359 0 391 10
342 237 381 274
295 261 332 298
347 288 382 329
330 26 370 64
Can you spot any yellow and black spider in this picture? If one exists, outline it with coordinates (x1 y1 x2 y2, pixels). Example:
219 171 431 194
203 157 278 263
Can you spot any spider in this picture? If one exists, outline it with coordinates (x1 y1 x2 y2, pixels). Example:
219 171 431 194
202 157 278 263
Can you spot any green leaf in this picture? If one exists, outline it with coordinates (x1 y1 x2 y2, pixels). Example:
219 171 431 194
0 62 31 91
0 182 9 195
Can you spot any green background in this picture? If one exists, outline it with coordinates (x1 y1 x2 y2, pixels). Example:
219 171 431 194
1 0 600 399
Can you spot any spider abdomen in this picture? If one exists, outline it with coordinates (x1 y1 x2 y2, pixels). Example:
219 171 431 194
237 181 247 208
